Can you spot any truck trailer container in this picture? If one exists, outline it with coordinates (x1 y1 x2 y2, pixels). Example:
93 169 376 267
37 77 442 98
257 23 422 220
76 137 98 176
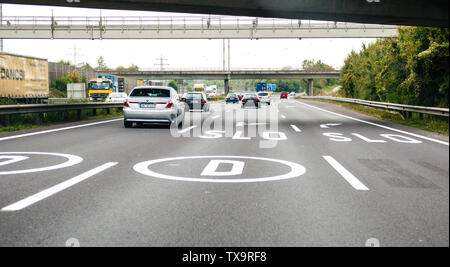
0 52 49 103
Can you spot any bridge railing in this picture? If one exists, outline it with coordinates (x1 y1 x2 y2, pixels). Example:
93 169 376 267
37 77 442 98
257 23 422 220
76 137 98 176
0 15 397 31
301 96 449 117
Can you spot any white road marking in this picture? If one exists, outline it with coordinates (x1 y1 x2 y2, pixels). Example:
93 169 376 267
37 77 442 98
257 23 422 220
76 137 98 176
0 152 83 176
281 115 287 119
1 162 118 211
133 156 306 183
290 125 302 132
0 118 123 143
352 133 387 143
297 101 449 146
211 115 221 119
320 123 342 129
178 125 197 134
201 160 245 176
0 156 29 167
323 156 369 191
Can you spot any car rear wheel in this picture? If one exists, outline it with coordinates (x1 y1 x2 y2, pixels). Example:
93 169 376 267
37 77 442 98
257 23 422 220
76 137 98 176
124 121 133 128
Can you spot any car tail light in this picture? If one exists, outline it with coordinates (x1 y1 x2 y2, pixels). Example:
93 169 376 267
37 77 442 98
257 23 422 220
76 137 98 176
184 100 189 103
226 98 229 100
166 102 174 108
124 102 130 107
254 99 260 102
242 99 247 102
201 100 206 104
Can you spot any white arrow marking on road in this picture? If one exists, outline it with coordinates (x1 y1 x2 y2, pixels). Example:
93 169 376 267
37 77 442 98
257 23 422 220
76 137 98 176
323 156 369 191
0 156 29 167
1 162 118 212
320 123 342 129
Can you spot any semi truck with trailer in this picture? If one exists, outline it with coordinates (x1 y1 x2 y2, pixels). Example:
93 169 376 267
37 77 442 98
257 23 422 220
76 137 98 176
0 52 49 103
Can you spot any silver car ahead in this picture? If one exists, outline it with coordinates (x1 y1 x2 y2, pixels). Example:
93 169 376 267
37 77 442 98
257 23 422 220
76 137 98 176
123 86 185 128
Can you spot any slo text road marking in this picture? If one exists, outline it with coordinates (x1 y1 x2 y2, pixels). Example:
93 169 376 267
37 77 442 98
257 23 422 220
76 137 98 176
290 125 302 132
323 156 369 191
297 101 449 146
0 118 123 143
1 162 118 212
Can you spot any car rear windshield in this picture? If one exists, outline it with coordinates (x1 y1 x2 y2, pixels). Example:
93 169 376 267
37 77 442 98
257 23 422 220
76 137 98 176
130 88 170 97
244 94 258 99
186 93 204 99
258 93 269 96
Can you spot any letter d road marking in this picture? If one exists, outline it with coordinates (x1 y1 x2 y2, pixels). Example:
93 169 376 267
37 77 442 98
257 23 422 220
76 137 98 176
201 160 245 176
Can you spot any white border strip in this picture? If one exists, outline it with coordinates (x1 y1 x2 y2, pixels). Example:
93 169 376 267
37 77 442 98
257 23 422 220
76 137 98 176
323 156 369 191
1 162 118 211
0 118 123 142
296 101 449 146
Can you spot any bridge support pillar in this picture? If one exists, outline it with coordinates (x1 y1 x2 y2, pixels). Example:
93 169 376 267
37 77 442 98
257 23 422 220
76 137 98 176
224 78 230 96
308 79 314 96
177 79 184 94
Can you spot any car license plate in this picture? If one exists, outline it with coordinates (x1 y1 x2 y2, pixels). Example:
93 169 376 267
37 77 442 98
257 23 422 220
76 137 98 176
140 103 156 108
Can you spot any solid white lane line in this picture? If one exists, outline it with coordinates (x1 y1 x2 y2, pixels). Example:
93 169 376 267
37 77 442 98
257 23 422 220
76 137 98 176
323 156 369 191
296 101 449 146
178 125 197 134
0 118 123 142
1 162 118 212
290 125 302 132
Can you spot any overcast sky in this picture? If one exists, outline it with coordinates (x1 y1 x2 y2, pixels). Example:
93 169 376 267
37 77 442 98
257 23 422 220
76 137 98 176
1 4 378 70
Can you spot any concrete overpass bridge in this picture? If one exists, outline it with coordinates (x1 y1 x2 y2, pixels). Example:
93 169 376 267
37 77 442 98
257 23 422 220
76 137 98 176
0 16 398 40
105 69 341 95
2 0 448 27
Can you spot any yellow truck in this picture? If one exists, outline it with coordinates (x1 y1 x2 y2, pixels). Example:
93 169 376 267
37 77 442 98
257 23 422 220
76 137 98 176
193 83 205 93
0 52 49 103
88 76 115 102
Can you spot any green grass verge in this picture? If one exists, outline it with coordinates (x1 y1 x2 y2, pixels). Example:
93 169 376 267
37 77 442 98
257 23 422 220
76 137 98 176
0 108 123 133
302 98 449 136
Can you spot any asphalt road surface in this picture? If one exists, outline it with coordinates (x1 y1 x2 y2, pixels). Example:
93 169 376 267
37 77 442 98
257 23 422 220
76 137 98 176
0 98 448 247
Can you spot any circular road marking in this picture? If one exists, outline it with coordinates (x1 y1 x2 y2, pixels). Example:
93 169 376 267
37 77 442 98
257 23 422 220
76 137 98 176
133 156 306 183
0 152 83 175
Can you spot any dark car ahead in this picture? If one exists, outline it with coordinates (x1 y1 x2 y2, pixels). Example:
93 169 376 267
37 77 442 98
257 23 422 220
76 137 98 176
241 93 260 108
226 93 239 104
182 92 210 112
280 91 288 99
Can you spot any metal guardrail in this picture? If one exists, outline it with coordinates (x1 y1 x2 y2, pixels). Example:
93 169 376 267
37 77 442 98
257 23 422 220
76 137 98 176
301 96 449 117
44 98 90 104
0 103 123 126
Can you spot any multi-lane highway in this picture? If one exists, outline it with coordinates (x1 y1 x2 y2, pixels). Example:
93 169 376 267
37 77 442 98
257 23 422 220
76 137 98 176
0 98 448 247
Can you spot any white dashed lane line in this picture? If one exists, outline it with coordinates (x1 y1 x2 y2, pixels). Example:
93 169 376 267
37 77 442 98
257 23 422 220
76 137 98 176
290 125 302 133
323 156 369 191
1 162 118 212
